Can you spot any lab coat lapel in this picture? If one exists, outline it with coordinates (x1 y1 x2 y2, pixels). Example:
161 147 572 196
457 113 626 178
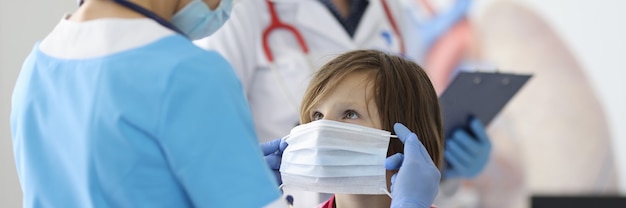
353 0 385 47
295 0 356 50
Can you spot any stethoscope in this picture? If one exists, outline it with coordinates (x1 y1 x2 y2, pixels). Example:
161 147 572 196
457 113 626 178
78 0 189 39
260 0 406 112
262 0 309 63
261 0 316 113
261 0 406 63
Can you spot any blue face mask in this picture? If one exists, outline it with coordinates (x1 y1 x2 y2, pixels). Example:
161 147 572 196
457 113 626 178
171 0 233 40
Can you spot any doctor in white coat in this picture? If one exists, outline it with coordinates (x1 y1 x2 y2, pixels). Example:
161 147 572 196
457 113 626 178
198 0 409 143
196 0 490 207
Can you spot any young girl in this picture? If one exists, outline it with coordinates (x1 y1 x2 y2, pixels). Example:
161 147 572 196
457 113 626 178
289 50 444 208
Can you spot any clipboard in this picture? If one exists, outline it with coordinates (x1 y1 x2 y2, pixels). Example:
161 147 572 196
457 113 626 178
439 71 532 138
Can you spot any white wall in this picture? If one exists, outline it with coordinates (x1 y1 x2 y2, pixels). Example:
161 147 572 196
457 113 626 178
0 1 625 207
511 0 626 193
0 0 76 207
472 0 626 193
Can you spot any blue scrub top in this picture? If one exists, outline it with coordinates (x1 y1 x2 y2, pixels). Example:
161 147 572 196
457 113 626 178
11 18 281 208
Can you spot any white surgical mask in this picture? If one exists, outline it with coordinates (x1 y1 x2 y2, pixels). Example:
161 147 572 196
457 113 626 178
279 120 396 195
171 0 233 40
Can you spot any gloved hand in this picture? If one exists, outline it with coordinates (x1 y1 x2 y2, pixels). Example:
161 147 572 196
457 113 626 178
444 117 491 179
260 138 288 185
386 123 441 208
414 0 472 51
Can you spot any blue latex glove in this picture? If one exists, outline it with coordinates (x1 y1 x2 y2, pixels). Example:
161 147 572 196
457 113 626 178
410 0 472 52
444 117 492 179
260 138 288 185
386 123 441 208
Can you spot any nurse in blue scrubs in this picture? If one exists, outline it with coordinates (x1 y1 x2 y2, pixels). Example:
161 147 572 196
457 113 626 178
10 0 285 207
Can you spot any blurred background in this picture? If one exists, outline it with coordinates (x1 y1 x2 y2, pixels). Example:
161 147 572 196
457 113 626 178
1 0 625 207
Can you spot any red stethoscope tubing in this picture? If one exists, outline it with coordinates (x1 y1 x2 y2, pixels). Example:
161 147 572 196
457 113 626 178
261 0 405 63
262 0 310 63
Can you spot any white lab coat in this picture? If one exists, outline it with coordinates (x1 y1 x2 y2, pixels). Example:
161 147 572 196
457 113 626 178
196 0 409 143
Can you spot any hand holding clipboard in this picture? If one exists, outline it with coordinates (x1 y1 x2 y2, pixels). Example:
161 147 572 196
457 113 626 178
439 71 531 179
440 71 532 138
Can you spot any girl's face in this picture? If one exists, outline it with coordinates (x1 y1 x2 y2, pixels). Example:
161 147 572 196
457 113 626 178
308 71 382 129
308 71 395 201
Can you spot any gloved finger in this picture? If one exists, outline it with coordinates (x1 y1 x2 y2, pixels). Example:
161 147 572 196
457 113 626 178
278 139 288 155
446 138 473 165
393 123 412 144
451 129 482 156
260 138 282 156
419 0 472 48
394 123 433 165
265 154 282 170
385 153 404 170
443 164 458 179
469 117 491 145
404 128 435 166
444 150 469 174
452 0 472 16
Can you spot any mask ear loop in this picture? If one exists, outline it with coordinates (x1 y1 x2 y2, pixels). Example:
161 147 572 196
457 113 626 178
381 187 392 198
383 135 396 198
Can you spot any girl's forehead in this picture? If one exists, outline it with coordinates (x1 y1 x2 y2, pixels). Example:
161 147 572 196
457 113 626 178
329 69 375 87
305 69 378 112
316 72 377 104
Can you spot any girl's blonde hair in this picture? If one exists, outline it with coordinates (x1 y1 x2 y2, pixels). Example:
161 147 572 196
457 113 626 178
300 50 444 168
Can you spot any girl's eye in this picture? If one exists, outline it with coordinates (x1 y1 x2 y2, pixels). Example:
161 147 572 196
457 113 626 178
343 110 359 119
312 112 324 121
